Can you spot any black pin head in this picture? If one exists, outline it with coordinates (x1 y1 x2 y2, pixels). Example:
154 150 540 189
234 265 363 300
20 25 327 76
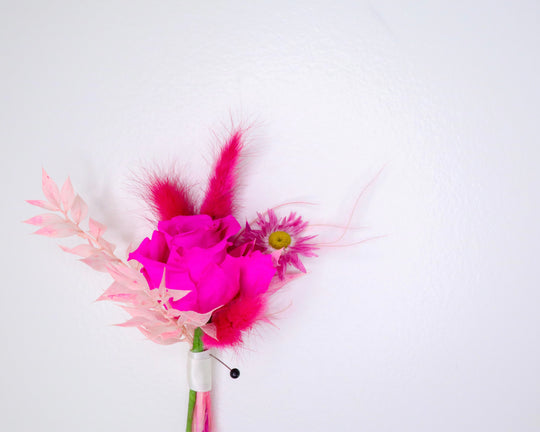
209 353 240 379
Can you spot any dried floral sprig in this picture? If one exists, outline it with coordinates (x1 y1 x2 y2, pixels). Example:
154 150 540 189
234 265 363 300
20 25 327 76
25 169 215 344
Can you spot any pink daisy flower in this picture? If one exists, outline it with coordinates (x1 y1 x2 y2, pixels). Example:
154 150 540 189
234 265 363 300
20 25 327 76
239 209 318 278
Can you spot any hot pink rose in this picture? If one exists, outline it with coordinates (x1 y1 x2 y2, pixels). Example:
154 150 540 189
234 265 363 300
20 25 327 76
129 214 276 317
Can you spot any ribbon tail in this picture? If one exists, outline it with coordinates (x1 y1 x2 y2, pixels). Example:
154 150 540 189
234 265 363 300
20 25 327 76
206 392 213 431
192 391 212 432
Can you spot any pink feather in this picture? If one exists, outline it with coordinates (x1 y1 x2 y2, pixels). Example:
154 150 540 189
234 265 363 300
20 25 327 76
140 170 195 222
203 294 267 348
200 131 244 218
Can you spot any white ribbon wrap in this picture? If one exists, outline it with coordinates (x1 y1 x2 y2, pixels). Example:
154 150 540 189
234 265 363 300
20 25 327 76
187 350 213 392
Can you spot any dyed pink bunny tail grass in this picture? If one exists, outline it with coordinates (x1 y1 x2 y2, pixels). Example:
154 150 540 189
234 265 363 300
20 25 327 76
202 294 268 348
200 130 245 219
139 169 195 222
192 392 212 432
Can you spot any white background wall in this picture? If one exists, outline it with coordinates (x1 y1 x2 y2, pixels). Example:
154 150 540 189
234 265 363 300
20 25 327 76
1 1 539 431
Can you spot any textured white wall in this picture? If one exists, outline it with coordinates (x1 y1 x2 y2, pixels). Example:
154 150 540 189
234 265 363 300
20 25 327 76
2 1 539 431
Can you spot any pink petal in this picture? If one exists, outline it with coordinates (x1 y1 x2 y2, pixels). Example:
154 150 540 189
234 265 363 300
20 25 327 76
26 200 59 211
60 177 75 212
96 282 141 303
89 218 106 239
289 254 307 273
137 325 182 344
24 213 64 226
96 237 115 253
200 323 217 340
34 222 80 238
178 309 213 327
80 251 112 272
121 306 169 322
115 316 151 327
143 323 179 334
97 281 125 301
59 244 97 257
167 289 190 302
154 331 184 343
271 250 283 266
70 195 88 224
42 168 61 208
106 263 147 290
158 267 168 289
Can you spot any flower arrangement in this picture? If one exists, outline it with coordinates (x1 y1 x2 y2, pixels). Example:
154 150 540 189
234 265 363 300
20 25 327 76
26 129 373 432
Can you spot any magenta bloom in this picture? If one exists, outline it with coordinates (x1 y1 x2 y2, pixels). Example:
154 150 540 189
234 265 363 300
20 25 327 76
27 131 322 352
129 214 275 317
203 242 275 347
240 210 318 278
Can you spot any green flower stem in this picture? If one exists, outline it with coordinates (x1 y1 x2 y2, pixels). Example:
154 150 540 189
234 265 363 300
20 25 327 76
186 328 204 432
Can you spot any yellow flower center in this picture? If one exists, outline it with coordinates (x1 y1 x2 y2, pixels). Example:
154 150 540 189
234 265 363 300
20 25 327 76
268 231 291 249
